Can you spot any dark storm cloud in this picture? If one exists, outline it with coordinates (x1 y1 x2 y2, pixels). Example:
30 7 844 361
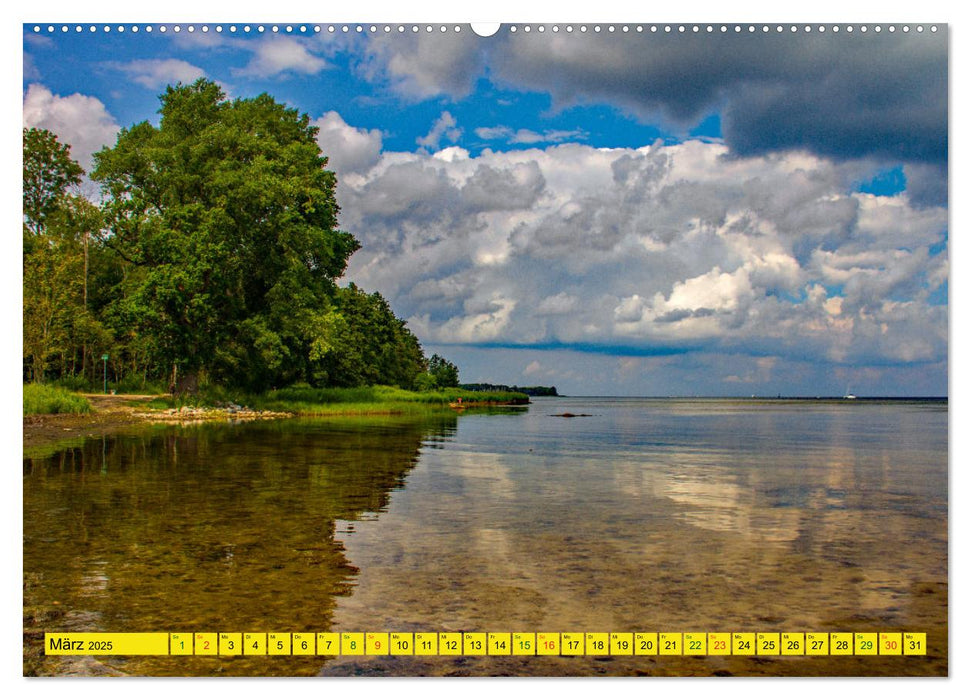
496 29 947 165
365 28 947 168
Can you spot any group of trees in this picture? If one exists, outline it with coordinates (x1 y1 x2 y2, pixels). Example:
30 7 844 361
23 79 459 393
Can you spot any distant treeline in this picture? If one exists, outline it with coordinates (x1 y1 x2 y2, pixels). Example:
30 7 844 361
23 80 461 395
459 383 559 397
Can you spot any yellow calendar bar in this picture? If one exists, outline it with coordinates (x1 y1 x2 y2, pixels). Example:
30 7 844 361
45 633 169 655
43 631 928 656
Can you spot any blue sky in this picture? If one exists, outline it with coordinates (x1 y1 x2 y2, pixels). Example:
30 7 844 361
22 22 949 396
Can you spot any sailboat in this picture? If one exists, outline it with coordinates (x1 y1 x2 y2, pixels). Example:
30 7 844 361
843 386 857 400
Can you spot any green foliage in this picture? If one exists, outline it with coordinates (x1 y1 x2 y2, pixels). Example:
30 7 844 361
92 79 359 389
23 128 107 383
23 82 455 395
243 385 528 414
310 284 425 389
23 127 83 237
23 384 92 416
427 354 460 388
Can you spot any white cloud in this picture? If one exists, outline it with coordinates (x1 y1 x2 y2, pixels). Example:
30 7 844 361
475 125 588 145
235 37 327 78
417 111 461 149
361 31 486 100
312 111 383 175
22 84 120 173
331 132 946 372
536 292 578 315
115 59 206 89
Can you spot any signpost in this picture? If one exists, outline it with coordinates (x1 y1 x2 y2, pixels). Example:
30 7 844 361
102 353 109 394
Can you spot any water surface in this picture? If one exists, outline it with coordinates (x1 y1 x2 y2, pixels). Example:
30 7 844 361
23 398 947 676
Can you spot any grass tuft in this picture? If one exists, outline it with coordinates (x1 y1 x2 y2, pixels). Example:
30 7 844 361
23 384 92 416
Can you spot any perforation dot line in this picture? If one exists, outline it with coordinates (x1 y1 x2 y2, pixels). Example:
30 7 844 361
30 24 940 35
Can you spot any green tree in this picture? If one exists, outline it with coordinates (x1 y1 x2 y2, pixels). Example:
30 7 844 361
23 127 83 237
92 79 359 391
23 128 103 382
427 353 460 388
311 284 425 389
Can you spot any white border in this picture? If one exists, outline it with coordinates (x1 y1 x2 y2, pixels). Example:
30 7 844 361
5 2 963 700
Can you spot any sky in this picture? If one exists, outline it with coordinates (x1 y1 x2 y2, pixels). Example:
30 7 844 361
21 21 949 396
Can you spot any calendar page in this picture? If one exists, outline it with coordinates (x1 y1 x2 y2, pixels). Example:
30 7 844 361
22 18 948 678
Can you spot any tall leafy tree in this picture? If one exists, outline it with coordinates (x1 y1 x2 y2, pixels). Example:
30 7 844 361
23 127 83 237
92 80 359 390
23 128 101 382
311 284 426 389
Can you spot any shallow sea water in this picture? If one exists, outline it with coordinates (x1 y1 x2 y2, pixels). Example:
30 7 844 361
23 398 947 676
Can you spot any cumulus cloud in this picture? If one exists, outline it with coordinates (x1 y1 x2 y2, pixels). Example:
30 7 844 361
234 37 327 78
312 111 383 175
417 111 461 149
361 30 488 100
111 58 206 89
356 29 946 170
336 134 946 372
22 84 120 172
